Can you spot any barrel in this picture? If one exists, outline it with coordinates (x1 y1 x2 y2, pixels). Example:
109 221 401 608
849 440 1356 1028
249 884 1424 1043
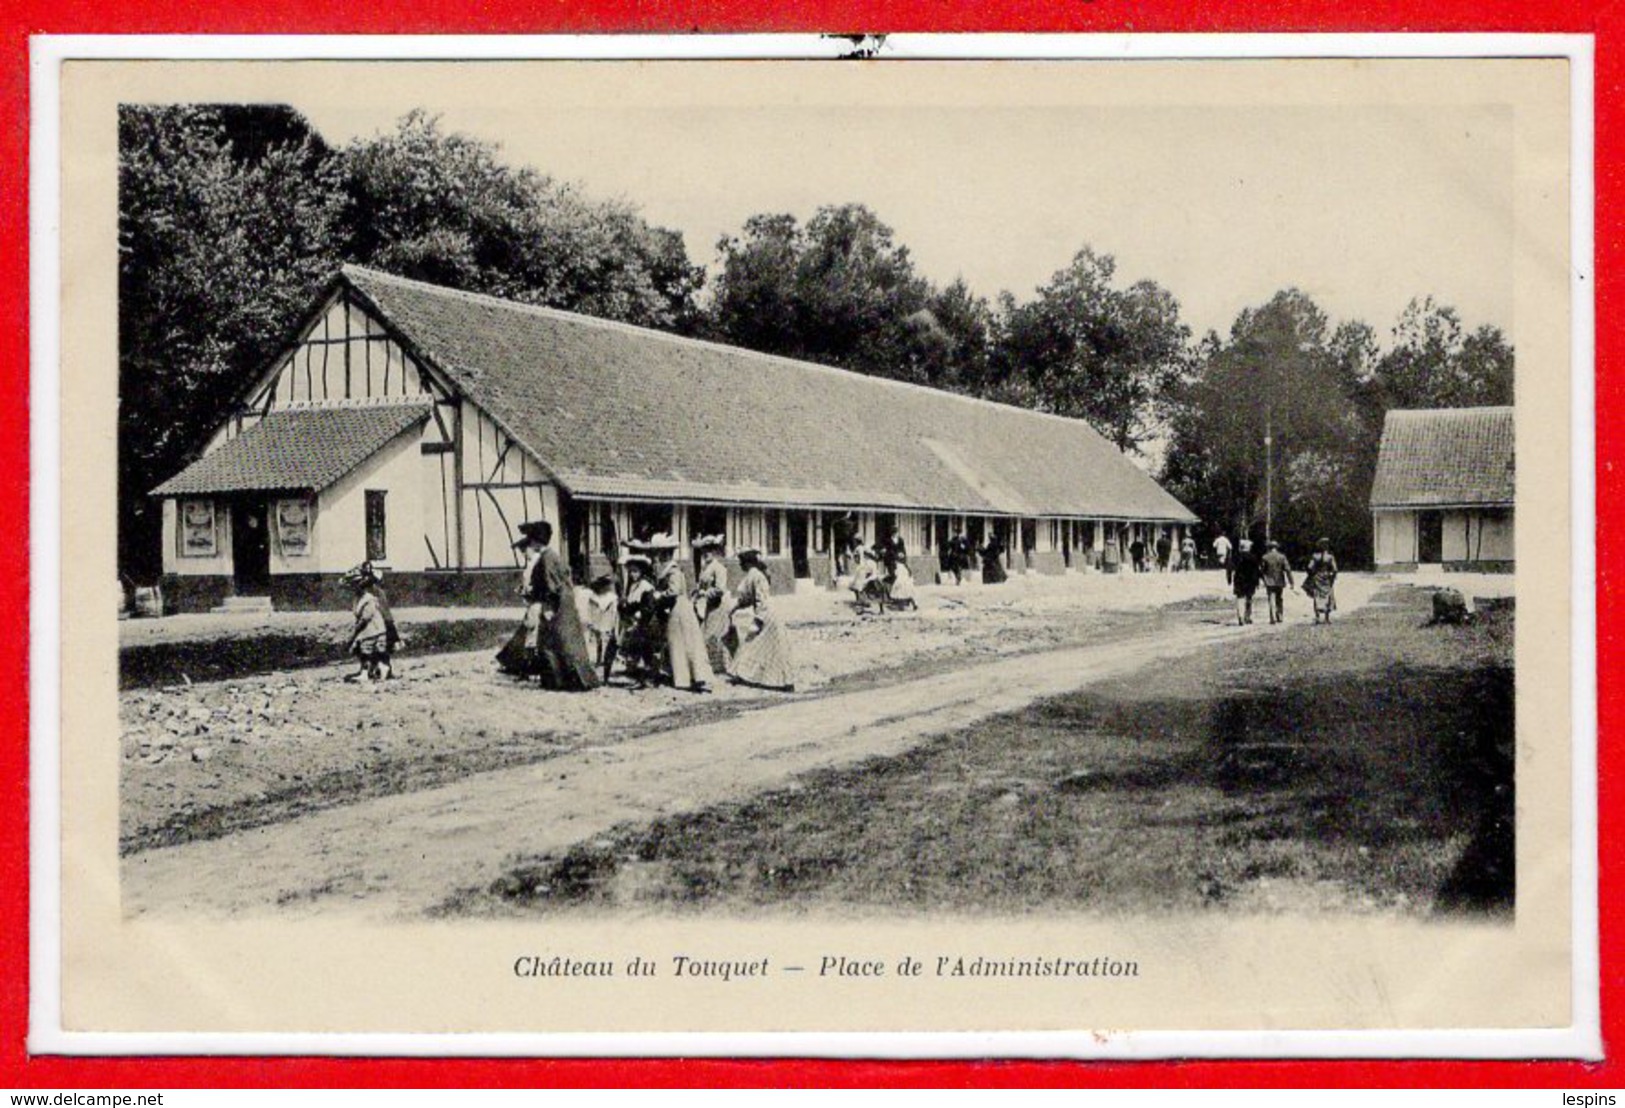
132 586 163 618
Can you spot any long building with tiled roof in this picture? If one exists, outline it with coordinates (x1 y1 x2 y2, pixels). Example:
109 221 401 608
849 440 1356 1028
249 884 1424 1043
1369 407 1514 572
152 265 1198 611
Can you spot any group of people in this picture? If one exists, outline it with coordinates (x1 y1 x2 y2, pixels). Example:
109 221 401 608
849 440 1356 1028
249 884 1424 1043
492 521 798 694
339 517 1344 687
1216 534 1340 627
1126 532 1198 573
845 529 920 613
939 531 1011 586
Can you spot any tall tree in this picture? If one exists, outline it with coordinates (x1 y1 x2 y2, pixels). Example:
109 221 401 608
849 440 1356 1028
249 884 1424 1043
1367 296 1515 410
339 111 703 331
901 278 995 392
706 203 996 386
994 248 1190 453
119 105 345 580
1161 289 1373 558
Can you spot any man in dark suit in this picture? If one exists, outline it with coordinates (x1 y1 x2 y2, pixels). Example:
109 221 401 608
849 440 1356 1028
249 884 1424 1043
1232 539 1262 626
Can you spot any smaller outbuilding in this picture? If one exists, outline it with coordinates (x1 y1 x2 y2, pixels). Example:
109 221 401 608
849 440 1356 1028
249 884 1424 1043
1369 406 1514 573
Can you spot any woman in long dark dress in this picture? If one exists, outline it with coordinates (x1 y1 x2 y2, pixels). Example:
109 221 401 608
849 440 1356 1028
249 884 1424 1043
616 553 659 686
980 538 1008 584
496 520 600 690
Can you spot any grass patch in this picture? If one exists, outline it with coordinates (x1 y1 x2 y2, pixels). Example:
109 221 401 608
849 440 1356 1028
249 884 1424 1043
119 620 514 690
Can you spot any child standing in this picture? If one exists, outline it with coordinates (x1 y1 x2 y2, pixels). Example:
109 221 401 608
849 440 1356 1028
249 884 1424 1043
582 572 621 682
343 562 396 681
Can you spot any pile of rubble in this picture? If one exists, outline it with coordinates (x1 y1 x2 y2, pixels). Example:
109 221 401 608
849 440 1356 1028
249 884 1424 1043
121 680 337 767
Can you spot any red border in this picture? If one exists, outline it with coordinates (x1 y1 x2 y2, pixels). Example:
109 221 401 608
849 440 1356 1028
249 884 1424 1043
4 3 1615 1090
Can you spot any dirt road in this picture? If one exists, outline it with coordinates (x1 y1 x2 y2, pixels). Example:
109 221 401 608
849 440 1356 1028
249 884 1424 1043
122 576 1380 920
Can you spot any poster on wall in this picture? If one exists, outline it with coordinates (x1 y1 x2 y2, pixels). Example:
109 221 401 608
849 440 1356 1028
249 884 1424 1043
275 498 311 557
179 499 216 557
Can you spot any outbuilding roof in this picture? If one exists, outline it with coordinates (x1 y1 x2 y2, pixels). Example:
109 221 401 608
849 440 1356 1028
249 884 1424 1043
1369 406 1515 509
153 400 431 496
339 266 1195 521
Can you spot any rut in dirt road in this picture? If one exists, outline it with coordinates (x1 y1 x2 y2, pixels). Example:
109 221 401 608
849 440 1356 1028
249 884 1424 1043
122 580 1378 920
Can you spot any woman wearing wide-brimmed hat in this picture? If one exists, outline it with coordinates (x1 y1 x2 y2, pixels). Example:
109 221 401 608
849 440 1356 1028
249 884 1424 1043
646 532 713 692
691 533 731 672
495 520 600 690
725 547 797 691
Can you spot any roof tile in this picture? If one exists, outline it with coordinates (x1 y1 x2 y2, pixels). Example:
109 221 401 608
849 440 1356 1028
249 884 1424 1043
153 401 431 496
343 266 1196 522
1369 407 1514 509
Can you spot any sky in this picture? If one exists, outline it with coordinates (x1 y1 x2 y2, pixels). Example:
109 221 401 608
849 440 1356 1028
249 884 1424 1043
284 62 1518 344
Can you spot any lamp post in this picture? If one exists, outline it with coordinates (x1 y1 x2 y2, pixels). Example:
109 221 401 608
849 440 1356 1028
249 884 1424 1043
1264 403 1273 544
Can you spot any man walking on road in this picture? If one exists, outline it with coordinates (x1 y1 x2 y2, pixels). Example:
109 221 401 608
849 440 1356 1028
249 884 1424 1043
1212 533 1233 584
1260 539 1296 624
1232 539 1261 625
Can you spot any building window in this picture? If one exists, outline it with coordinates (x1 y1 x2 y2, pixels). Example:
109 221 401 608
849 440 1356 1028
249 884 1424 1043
764 508 782 555
365 490 388 562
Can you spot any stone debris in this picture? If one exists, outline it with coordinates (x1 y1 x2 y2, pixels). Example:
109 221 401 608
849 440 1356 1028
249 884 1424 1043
1428 588 1473 626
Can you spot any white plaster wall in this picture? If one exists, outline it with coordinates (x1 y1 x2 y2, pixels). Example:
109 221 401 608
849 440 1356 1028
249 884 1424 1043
1445 508 1515 563
1442 511 1471 563
1476 509 1515 560
316 427 427 574
1373 510 1418 564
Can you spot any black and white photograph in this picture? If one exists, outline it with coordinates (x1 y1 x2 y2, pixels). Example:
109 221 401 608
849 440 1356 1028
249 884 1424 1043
41 44 1584 1046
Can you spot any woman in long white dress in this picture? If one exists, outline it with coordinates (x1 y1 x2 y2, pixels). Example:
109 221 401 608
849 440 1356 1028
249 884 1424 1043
648 532 713 693
726 547 797 691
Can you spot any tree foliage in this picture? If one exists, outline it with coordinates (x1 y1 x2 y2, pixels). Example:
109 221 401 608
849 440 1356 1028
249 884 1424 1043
119 105 346 578
994 248 1190 453
1162 290 1514 566
339 111 703 331
1364 296 1515 411
707 204 995 390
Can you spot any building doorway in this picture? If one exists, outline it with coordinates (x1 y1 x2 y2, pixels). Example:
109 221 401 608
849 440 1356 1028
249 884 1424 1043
563 496 591 581
686 504 727 574
787 510 811 578
1417 511 1444 564
231 498 271 594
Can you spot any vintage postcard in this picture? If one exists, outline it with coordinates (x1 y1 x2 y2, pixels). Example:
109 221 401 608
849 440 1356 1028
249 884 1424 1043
34 37 1595 1056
